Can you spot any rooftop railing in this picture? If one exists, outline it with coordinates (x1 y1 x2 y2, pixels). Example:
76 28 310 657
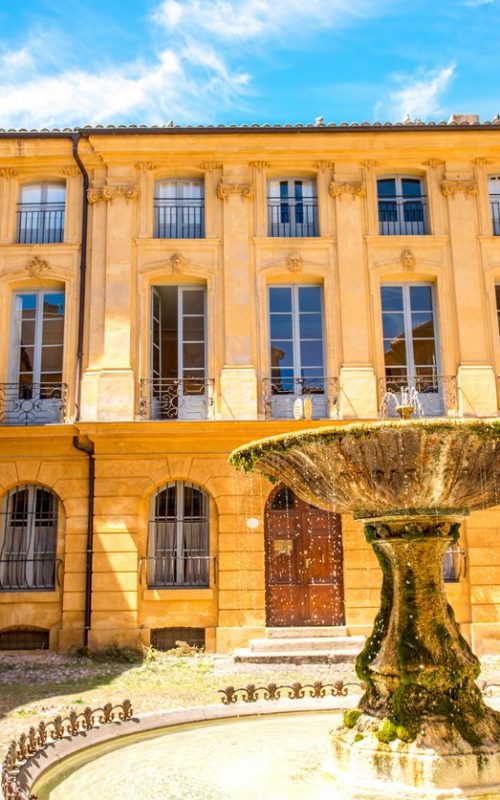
267 195 318 237
139 378 215 420
16 202 65 244
378 195 428 235
153 197 204 238
0 383 68 425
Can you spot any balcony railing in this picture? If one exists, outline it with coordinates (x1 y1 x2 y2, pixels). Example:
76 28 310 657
379 375 457 418
16 202 65 244
0 557 61 591
0 383 68 425
490 199 500 235
153 198 204 239
139 554 216 588
140 378 215 420
378 195 428 235
263 376 338 420
267 195 318 237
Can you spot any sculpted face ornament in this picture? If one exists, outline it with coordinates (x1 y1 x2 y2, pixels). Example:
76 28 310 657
399 249 416 270
286 252 302 272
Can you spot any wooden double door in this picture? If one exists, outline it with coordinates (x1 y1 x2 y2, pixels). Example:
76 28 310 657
265 486 345 627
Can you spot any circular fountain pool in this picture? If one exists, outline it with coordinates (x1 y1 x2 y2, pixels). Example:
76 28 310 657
33 711 340 800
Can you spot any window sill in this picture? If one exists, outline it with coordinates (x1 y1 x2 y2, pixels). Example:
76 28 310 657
143 587 214 601
0 589 60 601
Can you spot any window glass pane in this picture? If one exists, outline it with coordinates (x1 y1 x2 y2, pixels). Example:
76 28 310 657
269 287 291 313
382 313 405 339
19 294 37 313
381 286 403 311
21 320 36 347
411 312 434 338
270 341 293 367
183 343 205 369
156 181 177 199
384 337 407 365
20 185 43 203
496 284 500 333
270 314 293 339
182 290 204 315
489 176 500 197
299 313 322 339
409 285 433 312
402 179 423 197
46 184 66 203
183 315 204 339
41 346 64 373
43 294 65 318
298 286 321 312
300 340 324 367
20 347 34 373
413 340 437 366
377 179 396 197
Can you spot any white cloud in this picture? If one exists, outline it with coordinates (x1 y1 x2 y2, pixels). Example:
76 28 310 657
463 0 494 6
377 65 456 122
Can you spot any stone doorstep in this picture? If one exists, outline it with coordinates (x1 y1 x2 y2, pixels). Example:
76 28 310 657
233 648 362 664
265 626 348 638
248 636 364 653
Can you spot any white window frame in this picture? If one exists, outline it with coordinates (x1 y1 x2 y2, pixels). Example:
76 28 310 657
17 182 66 244
377 175 427 235
267 178 317 237
489 176 500 235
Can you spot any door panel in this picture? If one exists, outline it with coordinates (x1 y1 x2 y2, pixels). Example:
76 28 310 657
265 487 344 627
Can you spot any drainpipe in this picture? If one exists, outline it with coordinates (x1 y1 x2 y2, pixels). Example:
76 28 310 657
70 133 90 422
72 436 95 649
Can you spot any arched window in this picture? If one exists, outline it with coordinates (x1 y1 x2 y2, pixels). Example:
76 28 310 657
0 485 58 590
148 481 209 587
17 182 65 244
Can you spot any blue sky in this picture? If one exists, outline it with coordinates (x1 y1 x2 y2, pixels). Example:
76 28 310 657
0 0 498 128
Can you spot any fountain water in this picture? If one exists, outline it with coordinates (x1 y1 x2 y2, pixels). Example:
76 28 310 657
229 419 500 799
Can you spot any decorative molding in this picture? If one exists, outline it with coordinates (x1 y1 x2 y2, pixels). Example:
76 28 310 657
423 159 445 169
329 180 365 199
400 249 416 271
217 181 253 200
0 168 19 178
197 161 222 170
316 160 335 171
286 251 303 272
135 161 158 172
361 160 379 169
26 256 51 279
87 184 138 204
440 178 478 199
60 166 81 177
472 158 493 167
249 161 270 169
169 253 187 273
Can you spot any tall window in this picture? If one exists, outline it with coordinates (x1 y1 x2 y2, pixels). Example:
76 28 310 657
4 291 66 425
377 177 427 235
0 486 58 591
489 176 500 235
17 183 65 244
145 286 210 420
148 482 209 587
268 179 318 237
154 180 204 239
381 284 442 415
267 285 326 418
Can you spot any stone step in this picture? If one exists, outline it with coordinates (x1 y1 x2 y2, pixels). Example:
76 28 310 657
248 636 364 653
265 626 348 639
233 648 360 665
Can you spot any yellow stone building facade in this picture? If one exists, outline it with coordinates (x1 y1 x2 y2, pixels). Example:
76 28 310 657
0 121 499 655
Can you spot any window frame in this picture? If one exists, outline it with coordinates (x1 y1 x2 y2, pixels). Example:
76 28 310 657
488 175 500 235
16 181 66 245
153 179 205 239
267 177 318 237
377 175 428 235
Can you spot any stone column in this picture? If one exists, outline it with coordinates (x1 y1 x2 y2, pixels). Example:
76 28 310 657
442 169 497 416
218 170 258 419
331 169 377 418
0 169 18 243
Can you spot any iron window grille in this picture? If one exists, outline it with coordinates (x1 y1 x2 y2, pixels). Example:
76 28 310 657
267 179 318 237
377 177 428 235
0 485 59 591
150 627 205 651
154 180 204 239
16 183 65 244
489 176 500 235
0 627 49 650
146 481 211 588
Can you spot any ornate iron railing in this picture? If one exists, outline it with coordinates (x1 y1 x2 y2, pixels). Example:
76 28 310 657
139 554 216 588
16 202 65 244
153 198 204 238
2 700 133 800
0 384 67 425
262 376 338 419
379 375 458 418
0 558 61 592
139 378 215 420
267 195 318 237
378 194 428 235
490 199 500 235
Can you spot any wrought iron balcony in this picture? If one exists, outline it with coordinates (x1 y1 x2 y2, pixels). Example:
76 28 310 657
379 375 458 418
0 557 61 591
140 378 215 420
153 198 204 238
490 199 500 235
262 376 339 420
139 554 216 588
0 383 68 425
16 202 65 244
378 195 428 235
267 195 318 237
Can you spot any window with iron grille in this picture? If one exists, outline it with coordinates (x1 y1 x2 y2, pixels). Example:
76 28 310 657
267 179 318 237
148 481 210 588
154 180 204 239
151 627 205 651
489 176 500 235
17 183 65 244
377 177 428 235
0 485 58 591
0 627 49 650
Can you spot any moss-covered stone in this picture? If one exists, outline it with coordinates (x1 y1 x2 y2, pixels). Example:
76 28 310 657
343 709 363 728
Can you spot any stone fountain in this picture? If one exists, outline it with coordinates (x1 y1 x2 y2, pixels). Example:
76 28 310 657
229 419 500 799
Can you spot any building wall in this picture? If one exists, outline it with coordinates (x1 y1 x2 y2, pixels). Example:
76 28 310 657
0 127 499 653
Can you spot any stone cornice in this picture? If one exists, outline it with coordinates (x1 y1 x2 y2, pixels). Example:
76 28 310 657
135 161 158 172
0 168 19 178
423 159 445 169
197 161 222 170
217 181 253 200
60 166 81 177
87 185 138 203
440 179 478 198
329 180 365 199
249 161 270 169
